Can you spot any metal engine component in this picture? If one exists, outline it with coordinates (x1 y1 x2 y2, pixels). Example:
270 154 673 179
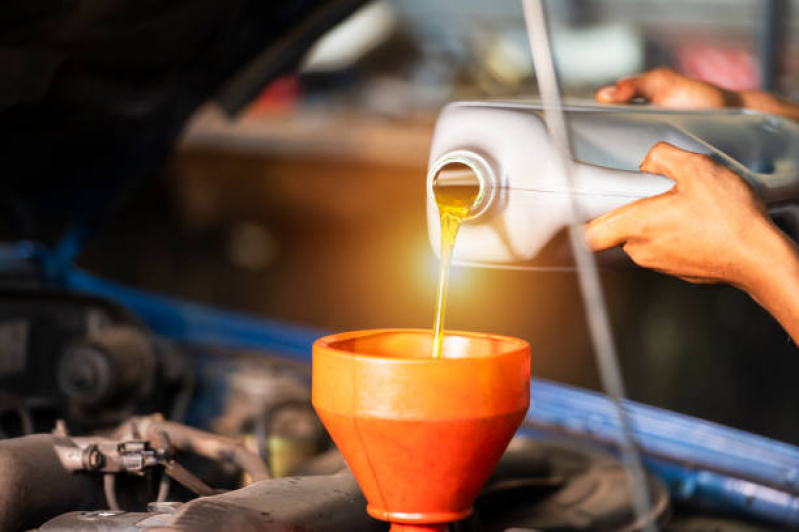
467 438 669 531
203 352 323 477
55 415 270 507
122 415 270 482
58 326 156 412
39 510 173 532
53 436 167 476
0 434 103 532
35 437 673 532
152 472 381 532
0 415 271 531
39 473 383 532
0 290 189 434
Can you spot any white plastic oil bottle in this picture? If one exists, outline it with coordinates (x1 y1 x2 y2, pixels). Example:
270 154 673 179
426 101 799 267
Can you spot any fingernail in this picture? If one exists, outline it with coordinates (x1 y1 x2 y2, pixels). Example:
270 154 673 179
595 86 617 102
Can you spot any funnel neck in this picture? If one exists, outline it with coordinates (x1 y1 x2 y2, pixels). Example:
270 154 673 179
390 524 447 532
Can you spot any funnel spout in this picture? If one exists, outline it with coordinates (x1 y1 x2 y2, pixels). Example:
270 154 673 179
390 524 447 532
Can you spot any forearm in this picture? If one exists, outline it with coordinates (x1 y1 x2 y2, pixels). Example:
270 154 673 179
739 224 799 344
737 91 799 122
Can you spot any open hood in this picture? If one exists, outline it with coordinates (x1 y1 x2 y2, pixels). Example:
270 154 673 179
0 0 366 236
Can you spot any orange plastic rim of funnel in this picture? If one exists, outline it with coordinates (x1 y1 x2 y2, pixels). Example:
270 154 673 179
312 329 530 526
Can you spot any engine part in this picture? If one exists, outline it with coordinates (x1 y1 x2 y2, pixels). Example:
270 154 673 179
39 473 383 532
259 402 322 477
37 437 671 532
38 510 173 532
0 434 103 532
0 289 188 433
53 437 166 476
466 438 669 531
199 350 322 477
54 414 269 505
58 326 156 411
0 414 270 530
136 417 270 483
153 472 381 532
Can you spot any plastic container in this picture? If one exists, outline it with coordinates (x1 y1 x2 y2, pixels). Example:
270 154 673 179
426 101 799 267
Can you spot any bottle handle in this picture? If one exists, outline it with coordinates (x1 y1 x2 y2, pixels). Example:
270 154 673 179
570 163 675 220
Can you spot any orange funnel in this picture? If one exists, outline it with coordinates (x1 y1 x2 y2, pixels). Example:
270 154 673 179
312 329 530 531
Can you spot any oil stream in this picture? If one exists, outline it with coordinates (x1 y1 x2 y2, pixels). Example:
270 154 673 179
431 176 480 358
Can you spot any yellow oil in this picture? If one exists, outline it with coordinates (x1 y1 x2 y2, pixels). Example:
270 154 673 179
432 183 480 358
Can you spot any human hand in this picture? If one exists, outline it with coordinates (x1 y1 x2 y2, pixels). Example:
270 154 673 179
595 67 739 110
584 142 777 290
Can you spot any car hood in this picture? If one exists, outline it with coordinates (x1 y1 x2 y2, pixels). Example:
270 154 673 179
0 0 365 235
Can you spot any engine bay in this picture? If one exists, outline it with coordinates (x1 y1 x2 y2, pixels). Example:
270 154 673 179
0 281 790 531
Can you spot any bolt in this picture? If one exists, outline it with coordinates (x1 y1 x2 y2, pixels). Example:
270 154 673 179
83 445 104 470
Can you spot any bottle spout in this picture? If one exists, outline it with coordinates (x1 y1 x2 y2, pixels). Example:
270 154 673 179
427 150 498 223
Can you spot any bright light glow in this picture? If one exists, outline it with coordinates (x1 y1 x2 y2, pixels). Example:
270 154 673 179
414 237 478 303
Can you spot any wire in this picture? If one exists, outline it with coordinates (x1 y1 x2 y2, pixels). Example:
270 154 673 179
520 1 658 531
157 471 172 502
104 473 121 511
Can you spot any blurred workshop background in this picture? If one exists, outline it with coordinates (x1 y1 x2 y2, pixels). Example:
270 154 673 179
37 1 799 443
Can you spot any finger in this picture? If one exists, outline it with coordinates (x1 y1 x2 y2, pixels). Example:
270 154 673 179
627 68 676 102
584 196 662 251
595 68 677 104
639 141 706 186
595 77 639 103
584 209 630 251
676 275 717 285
